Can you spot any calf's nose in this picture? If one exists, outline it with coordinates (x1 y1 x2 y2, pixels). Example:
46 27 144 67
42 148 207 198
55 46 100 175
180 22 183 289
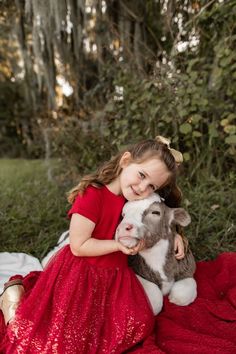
125 223 133 231
117 222 134 235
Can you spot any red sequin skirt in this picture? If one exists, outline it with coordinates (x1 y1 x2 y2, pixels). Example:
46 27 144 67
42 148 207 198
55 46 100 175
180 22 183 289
0 246 154 353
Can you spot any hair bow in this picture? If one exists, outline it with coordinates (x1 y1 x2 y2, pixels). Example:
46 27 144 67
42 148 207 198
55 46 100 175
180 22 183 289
155 136 183 164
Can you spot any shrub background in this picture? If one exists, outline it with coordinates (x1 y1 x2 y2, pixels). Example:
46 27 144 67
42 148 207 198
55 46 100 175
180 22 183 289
0 1 235 260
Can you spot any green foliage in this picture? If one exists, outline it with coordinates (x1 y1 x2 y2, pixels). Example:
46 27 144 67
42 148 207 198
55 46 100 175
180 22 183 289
0 80 43 158
50 0 236 177
80 64 234 179
0 81 23 157
53 118 117 175
52 59 235 180
1 0 235 171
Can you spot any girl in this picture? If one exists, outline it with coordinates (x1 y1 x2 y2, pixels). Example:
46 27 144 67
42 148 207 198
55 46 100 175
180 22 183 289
0 136 185 353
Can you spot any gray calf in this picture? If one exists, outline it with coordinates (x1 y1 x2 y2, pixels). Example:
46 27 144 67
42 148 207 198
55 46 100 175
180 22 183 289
115 194 197 315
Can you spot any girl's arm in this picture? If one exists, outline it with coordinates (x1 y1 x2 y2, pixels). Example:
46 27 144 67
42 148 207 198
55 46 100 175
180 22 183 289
69 213 137 257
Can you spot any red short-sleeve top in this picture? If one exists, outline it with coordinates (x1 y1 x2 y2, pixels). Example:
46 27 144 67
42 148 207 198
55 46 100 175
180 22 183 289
68 185 127 268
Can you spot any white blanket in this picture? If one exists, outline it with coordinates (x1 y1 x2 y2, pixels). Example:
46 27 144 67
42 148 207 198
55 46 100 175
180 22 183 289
0 252 42 293
0 231 69 293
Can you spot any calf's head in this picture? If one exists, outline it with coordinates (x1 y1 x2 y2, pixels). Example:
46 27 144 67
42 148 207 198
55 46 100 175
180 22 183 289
115 194 191 249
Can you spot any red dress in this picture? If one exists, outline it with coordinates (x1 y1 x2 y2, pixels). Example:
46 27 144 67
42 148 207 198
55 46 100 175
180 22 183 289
0 186 155 354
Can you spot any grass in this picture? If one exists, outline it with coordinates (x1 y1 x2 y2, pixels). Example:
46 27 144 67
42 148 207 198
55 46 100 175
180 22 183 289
0 159 235 261
0 159 69 260
180 171 236 260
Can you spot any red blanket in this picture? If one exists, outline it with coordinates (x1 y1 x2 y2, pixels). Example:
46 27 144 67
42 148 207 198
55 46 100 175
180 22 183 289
131 252 236 354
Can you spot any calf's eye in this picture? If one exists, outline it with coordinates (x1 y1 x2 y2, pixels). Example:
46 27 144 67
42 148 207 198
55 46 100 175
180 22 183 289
152 211 160 215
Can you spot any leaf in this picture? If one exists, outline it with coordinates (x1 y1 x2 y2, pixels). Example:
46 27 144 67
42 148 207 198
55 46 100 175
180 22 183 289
183 97 191 106
191 114 202 124
220 56 233 68
225 135 236 144
220 119 229 126
193 130 202 137
179 123 192 134
226 113 236 122
190 72 198 81
130 102 137 110
163 116 172 123
178 109 188 117
201 98 208 107
223 125 236 134
183 152 190 161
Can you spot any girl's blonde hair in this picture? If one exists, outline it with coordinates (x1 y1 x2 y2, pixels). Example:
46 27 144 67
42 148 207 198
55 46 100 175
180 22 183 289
67 136 182 207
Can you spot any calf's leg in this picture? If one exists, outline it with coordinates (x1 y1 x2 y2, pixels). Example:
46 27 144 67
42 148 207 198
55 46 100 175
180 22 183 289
168 277 197 306
136 275 163 315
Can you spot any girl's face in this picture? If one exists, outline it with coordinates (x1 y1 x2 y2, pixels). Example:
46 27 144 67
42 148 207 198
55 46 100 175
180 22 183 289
119 153 171 201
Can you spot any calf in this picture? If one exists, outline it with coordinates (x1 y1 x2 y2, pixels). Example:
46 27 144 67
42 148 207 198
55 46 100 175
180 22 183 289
115 194 197 315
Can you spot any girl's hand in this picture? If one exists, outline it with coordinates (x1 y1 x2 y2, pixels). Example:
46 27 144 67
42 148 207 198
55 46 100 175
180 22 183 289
116 241 135 255
116 239 145 255
174 234 185 260
130 239 145 255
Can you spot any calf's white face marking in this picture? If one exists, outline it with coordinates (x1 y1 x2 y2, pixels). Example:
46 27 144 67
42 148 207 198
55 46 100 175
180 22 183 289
115 194 161 247
122 193 161 224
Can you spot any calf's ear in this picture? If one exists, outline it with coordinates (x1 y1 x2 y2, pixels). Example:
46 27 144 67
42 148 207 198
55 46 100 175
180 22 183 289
172 208 191 227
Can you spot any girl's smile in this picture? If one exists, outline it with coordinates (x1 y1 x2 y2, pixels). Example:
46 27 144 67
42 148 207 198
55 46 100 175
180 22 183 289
107 153 171 201
131 186 140 196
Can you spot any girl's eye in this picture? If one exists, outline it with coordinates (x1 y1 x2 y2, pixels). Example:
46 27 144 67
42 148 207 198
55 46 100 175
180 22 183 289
139 172 145 179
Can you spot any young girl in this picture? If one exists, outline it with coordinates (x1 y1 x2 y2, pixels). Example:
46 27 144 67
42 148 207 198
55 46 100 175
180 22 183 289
0 136 185 353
